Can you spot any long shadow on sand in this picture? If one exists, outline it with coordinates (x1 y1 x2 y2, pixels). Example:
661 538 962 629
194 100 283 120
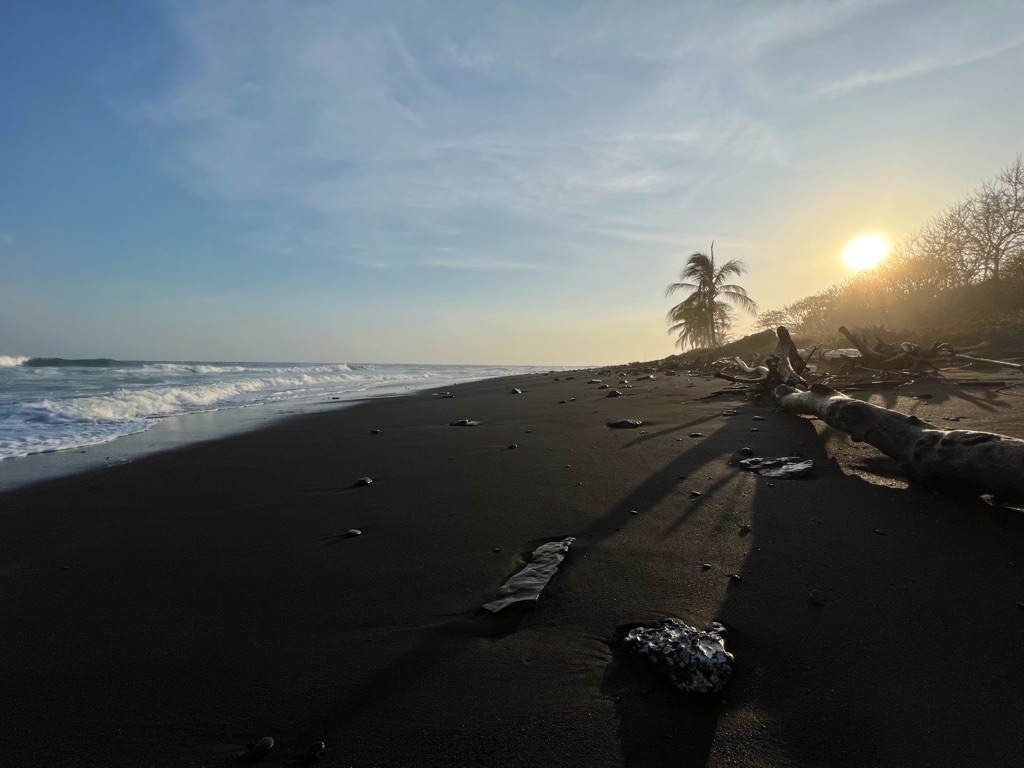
711 419 1024 766
575 388 1024 766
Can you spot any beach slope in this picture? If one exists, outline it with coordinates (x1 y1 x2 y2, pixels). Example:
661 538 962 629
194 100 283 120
1 370 1023 767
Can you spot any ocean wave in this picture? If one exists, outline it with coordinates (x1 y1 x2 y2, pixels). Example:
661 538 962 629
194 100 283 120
0 355 29 367
0 361 559 460
22 357 120 367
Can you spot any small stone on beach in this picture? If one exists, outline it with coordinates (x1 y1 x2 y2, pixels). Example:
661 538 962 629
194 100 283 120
508 444 518 449
370 429 381 434
808 590 826 606
449 419 482 426
345 529 362 537
739 447 753 456
607 390 622 397
354 476 373 486
511 387 522 394
689 432 702 438
608 419 643 428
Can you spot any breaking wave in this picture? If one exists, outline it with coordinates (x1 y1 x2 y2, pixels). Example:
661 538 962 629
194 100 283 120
0 360 553 460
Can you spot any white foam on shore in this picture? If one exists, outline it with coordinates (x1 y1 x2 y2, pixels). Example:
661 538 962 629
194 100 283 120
0 361 559 461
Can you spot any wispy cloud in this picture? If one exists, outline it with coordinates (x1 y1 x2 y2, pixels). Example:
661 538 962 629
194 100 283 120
420 258 552 271
139 0 1023 288
147 1 857 269
817 38 1024 96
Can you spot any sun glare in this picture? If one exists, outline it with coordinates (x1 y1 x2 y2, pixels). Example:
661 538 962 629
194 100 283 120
842 234 891 271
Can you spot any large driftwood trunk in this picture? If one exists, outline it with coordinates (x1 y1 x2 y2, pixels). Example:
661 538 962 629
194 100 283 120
774 383 1024 505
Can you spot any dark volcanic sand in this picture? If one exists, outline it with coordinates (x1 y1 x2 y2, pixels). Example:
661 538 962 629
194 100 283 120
1 370 1023 767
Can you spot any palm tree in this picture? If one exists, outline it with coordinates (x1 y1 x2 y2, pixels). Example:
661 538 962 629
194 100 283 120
665 243 758 349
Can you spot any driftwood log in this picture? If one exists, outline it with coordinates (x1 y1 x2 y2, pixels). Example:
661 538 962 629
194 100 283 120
731 357 769 376
838 326 1020 371
770 326 1024 504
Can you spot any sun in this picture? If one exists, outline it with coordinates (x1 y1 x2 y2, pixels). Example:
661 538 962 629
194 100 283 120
843 234 891 271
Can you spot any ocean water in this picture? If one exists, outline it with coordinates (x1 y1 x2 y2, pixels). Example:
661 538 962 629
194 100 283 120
0 356 555 462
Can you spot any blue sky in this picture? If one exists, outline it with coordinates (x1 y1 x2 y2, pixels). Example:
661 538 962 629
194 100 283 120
2 0 1022 364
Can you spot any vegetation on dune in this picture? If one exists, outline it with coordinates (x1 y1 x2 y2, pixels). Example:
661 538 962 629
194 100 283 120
756 157 1024 345
665 244 758 350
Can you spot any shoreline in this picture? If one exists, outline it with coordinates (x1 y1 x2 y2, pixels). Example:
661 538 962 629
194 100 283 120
1 367 1023 766
0 370 565 495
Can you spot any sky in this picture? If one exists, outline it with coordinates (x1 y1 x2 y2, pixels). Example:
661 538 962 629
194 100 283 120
1 0 1022 365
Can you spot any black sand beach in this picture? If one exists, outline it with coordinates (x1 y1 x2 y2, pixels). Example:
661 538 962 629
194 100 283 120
2 370 1023 767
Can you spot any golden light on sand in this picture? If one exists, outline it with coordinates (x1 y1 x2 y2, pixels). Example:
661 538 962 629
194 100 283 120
843 234 892 271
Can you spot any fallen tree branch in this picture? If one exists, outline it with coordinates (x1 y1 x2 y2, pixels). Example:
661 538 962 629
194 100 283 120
773 326 807 387
951 354 1023 370
773 383 1024 504
714 371 767 385
732 357 770 376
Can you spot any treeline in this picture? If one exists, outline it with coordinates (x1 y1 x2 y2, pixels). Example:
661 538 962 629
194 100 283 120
757 158 1024 342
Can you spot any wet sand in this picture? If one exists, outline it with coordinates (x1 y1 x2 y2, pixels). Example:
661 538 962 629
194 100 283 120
1 369 1023 767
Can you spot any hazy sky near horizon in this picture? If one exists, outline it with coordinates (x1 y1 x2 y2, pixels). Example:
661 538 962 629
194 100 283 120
2 0 1022 364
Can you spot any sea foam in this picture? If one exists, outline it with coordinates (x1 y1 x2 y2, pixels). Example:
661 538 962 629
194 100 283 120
0 359 555 460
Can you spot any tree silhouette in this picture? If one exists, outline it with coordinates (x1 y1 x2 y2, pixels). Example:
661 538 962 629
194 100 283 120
665 243 758 349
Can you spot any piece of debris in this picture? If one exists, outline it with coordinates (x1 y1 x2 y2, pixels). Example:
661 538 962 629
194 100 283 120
728 573 742 582
608 419 643 428
251 737 274 758
353 476 373 486
482 537 575 613
689 491 702 498
630 510 639 515
589 379 603 384
625 618 735 694
511 387 522 394
702 563 712 570
752 415 765 421
721 410 738 416
750 427 760 432
449 419 482 426
738 456 814 478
